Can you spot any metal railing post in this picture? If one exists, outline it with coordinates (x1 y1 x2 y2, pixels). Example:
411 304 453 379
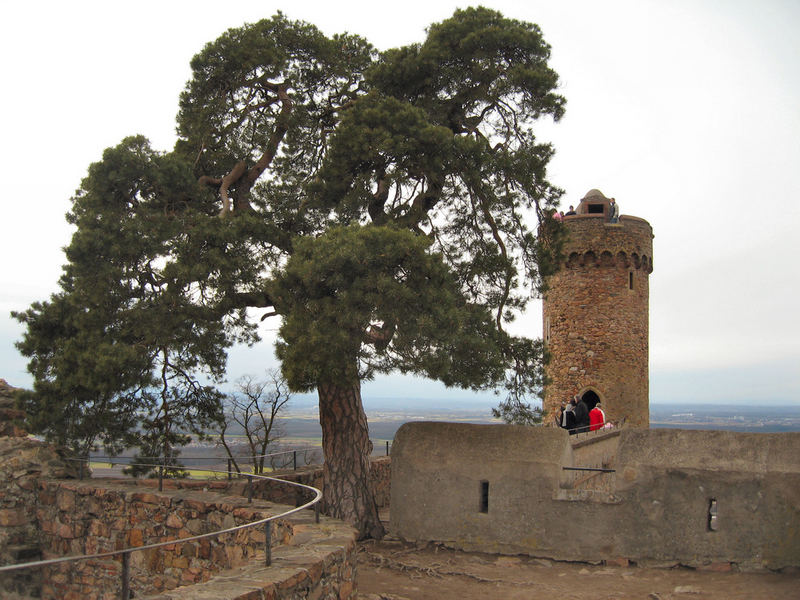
293 450 297 471
386 441 389 456
265 521 272 566
120 552 130 600
158 464 164 492
247 475 253 504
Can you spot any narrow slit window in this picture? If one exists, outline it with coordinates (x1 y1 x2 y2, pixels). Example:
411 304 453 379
629 271 634 290
479 480 489 513
707 499 718 531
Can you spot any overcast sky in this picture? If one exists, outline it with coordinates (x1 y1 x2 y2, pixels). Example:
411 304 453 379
1 0 798 406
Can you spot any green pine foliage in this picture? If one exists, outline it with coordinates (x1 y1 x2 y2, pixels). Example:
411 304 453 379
14 7 565 487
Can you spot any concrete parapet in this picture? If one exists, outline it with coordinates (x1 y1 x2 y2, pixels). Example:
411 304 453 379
390 422 800 571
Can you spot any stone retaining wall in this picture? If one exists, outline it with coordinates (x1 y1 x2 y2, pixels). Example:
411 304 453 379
31 478 358 599
145 513 358 600
0 436 77 598
36 480 296 599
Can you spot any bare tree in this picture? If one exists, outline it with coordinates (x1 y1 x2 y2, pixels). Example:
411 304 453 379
268 446 323 471
218 370 291 475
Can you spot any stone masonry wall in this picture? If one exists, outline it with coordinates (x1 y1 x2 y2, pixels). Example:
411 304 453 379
36 480 294 600
0 438 77 598
543 215 653 427
0 379 78 599
145 513 358 600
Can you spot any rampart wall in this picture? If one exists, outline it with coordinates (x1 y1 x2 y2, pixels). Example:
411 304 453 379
36 480 296 598
0 459 390 599
0 476 359 600
391 422 800 571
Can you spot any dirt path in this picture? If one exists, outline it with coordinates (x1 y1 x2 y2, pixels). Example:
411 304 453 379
357 539 799 599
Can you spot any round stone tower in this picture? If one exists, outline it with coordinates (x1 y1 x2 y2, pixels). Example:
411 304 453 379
542 189 653 428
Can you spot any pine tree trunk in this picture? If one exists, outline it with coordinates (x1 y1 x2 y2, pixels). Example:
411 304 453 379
318 380 385 540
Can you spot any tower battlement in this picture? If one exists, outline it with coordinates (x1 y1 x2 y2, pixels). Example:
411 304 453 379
543 190 653 428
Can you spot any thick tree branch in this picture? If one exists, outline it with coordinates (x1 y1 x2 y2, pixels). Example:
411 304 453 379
196 82 293 216
245 84 293 189
219 161 247 216
363 321 397 351
469 186 513 330
368 169 390 225
215 291 278 320
396 173 444 229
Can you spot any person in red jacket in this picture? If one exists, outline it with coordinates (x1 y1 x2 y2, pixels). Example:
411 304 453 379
589 402 606 431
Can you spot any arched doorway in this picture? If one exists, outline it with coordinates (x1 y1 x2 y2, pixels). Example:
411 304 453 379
581 390 601 411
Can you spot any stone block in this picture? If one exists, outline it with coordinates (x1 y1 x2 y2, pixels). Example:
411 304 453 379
698 562 732 572
605 557 629 567
0 508 25 527
338 579 354 599
128 528 144 547
166 513 184 528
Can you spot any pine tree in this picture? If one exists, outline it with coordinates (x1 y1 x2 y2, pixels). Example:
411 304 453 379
15 8 565 539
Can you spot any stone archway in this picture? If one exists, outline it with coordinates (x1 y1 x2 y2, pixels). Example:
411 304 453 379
580 389 601 412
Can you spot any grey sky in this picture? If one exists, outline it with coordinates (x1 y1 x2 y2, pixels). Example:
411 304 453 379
1 0 798 405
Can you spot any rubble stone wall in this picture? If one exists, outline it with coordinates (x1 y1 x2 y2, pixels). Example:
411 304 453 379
0 379 78 598
542 215 654 427
35 480 294 599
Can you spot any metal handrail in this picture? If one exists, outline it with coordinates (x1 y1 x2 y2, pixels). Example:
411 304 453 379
0 465 323 600
75 442 390 470
562 466 616 473
81 447 320 463
71 442 391 486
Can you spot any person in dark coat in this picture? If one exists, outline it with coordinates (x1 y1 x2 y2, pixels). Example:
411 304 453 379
573 395 590 433
562 399 576 432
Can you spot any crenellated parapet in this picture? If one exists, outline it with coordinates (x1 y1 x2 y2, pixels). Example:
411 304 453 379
564 248 653 272
560 212 653 271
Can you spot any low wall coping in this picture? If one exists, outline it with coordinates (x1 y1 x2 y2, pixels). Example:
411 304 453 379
144 512 357 600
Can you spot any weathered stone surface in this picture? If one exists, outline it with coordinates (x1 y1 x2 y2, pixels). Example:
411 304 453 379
0 379 27 437
0 379 375 599
391 422 800 572
542 195 653 428
0 386 77 599
30 478 358 600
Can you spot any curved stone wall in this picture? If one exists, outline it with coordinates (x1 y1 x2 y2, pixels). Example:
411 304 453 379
543 214 654 427
34 479 357 600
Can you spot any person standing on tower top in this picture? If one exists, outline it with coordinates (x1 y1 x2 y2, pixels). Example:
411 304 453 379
609 198 620 223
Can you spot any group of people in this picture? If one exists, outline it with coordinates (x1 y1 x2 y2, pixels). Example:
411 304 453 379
551 198 619 223
552 205 577 221
557 396 607 434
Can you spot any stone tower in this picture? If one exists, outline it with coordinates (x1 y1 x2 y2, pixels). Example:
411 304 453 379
542 189 653 428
